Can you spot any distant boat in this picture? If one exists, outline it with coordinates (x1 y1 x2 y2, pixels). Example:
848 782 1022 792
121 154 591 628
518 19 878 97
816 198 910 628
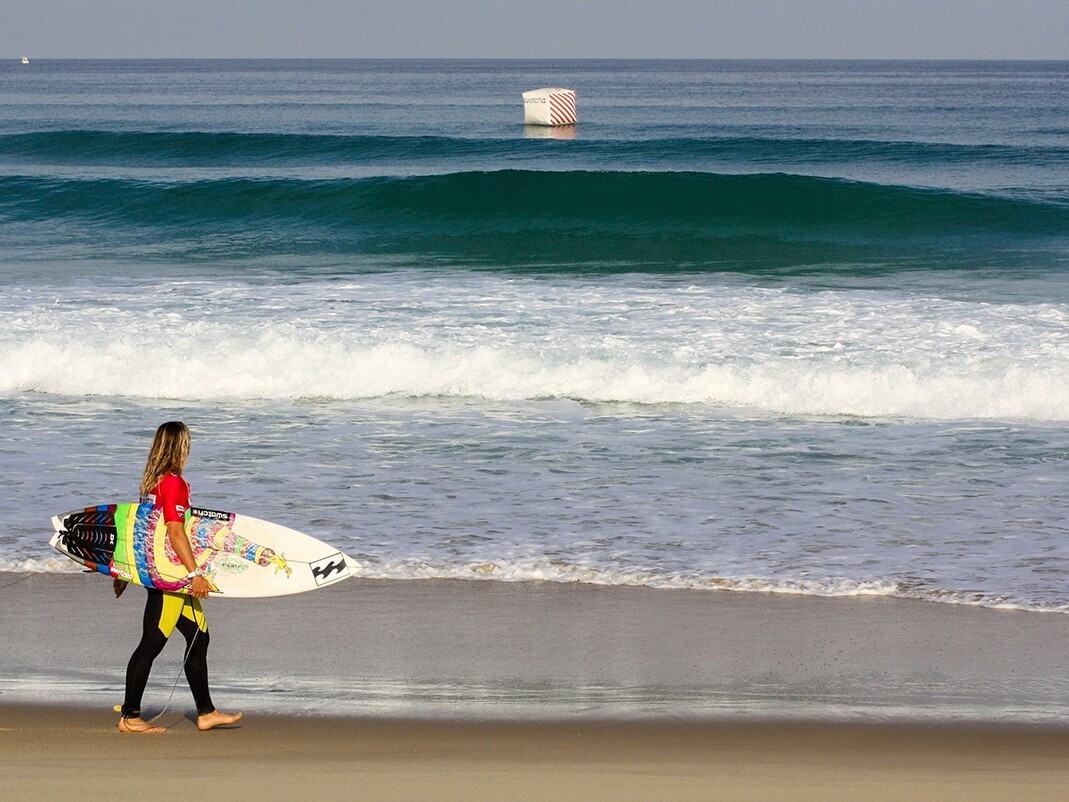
21 56 29 64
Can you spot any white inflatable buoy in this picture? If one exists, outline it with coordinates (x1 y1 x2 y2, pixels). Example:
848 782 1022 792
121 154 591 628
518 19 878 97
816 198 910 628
522 88 576 126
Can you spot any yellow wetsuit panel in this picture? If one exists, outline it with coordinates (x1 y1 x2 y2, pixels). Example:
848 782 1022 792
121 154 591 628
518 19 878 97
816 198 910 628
156 591 208 638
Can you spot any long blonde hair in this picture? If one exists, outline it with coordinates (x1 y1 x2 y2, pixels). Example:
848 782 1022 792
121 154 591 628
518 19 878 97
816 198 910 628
140 421 191 496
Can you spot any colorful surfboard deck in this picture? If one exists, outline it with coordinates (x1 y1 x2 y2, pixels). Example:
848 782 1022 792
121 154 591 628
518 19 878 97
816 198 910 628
50 503 359 598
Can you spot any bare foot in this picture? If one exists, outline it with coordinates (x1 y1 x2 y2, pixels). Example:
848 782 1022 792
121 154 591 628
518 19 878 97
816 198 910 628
196 709 243 731
118 716 166 734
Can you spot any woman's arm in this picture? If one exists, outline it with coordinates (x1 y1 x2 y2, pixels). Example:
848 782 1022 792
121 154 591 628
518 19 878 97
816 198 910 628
166 520 211 599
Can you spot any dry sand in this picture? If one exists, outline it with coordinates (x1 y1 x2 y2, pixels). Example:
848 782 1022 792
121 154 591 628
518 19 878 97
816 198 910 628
2 704 1068 800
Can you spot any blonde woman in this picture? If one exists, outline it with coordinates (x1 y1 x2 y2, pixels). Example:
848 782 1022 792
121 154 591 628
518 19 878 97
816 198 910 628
116 421 242 734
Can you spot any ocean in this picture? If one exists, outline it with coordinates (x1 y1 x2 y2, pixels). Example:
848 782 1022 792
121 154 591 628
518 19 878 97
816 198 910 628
2 58 1068 615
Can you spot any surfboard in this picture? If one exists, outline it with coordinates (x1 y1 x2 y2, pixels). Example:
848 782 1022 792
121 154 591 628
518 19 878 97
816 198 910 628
50 503 360 598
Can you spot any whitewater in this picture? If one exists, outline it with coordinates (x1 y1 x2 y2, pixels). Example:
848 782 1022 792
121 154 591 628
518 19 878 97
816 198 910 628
2 59 1068 613
4 272 1069 420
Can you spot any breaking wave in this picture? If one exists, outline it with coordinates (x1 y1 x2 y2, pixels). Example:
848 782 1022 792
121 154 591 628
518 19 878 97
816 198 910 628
2 169 1067 269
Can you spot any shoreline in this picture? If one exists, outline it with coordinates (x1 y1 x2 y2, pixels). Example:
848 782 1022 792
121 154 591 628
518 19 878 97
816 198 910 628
6 566 1069 617
3 703 1069 800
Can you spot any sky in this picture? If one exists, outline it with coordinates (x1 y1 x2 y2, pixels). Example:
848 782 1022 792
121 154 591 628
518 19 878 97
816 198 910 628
3 0 1068 60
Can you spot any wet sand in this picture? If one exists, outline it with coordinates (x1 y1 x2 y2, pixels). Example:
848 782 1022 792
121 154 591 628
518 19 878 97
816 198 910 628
3 572 1069 720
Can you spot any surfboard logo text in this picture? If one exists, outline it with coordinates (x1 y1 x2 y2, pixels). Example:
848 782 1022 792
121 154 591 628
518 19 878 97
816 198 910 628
190 507 233 521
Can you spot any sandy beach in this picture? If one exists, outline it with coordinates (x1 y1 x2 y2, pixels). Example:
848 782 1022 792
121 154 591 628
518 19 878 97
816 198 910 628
3 573 1069 798
4 573 1069 721
2 704 1069 800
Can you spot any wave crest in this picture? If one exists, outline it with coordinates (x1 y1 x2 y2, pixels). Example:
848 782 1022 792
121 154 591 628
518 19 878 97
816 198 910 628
5 334 1069 421
3 170 1066 269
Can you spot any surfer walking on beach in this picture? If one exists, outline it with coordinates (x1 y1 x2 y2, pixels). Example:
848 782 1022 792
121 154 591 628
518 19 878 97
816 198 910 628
116 421 242 734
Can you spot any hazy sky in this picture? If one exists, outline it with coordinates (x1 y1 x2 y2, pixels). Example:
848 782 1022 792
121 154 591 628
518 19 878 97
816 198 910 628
5 1 1068 59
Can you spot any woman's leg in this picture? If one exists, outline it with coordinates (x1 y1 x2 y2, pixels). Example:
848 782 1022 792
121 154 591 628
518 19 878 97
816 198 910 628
174 604 214 716
121 589 168 718
172 597 242 730
119 589 170 732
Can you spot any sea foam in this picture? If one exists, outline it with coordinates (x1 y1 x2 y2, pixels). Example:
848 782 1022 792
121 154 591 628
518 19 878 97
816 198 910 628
5 336 1069 421
3 276 1068 421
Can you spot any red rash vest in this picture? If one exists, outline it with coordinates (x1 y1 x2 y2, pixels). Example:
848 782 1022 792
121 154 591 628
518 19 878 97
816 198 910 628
145 473 190 523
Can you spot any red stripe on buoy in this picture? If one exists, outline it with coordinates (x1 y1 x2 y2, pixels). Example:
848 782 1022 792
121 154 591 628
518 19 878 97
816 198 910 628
548 91 576 125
